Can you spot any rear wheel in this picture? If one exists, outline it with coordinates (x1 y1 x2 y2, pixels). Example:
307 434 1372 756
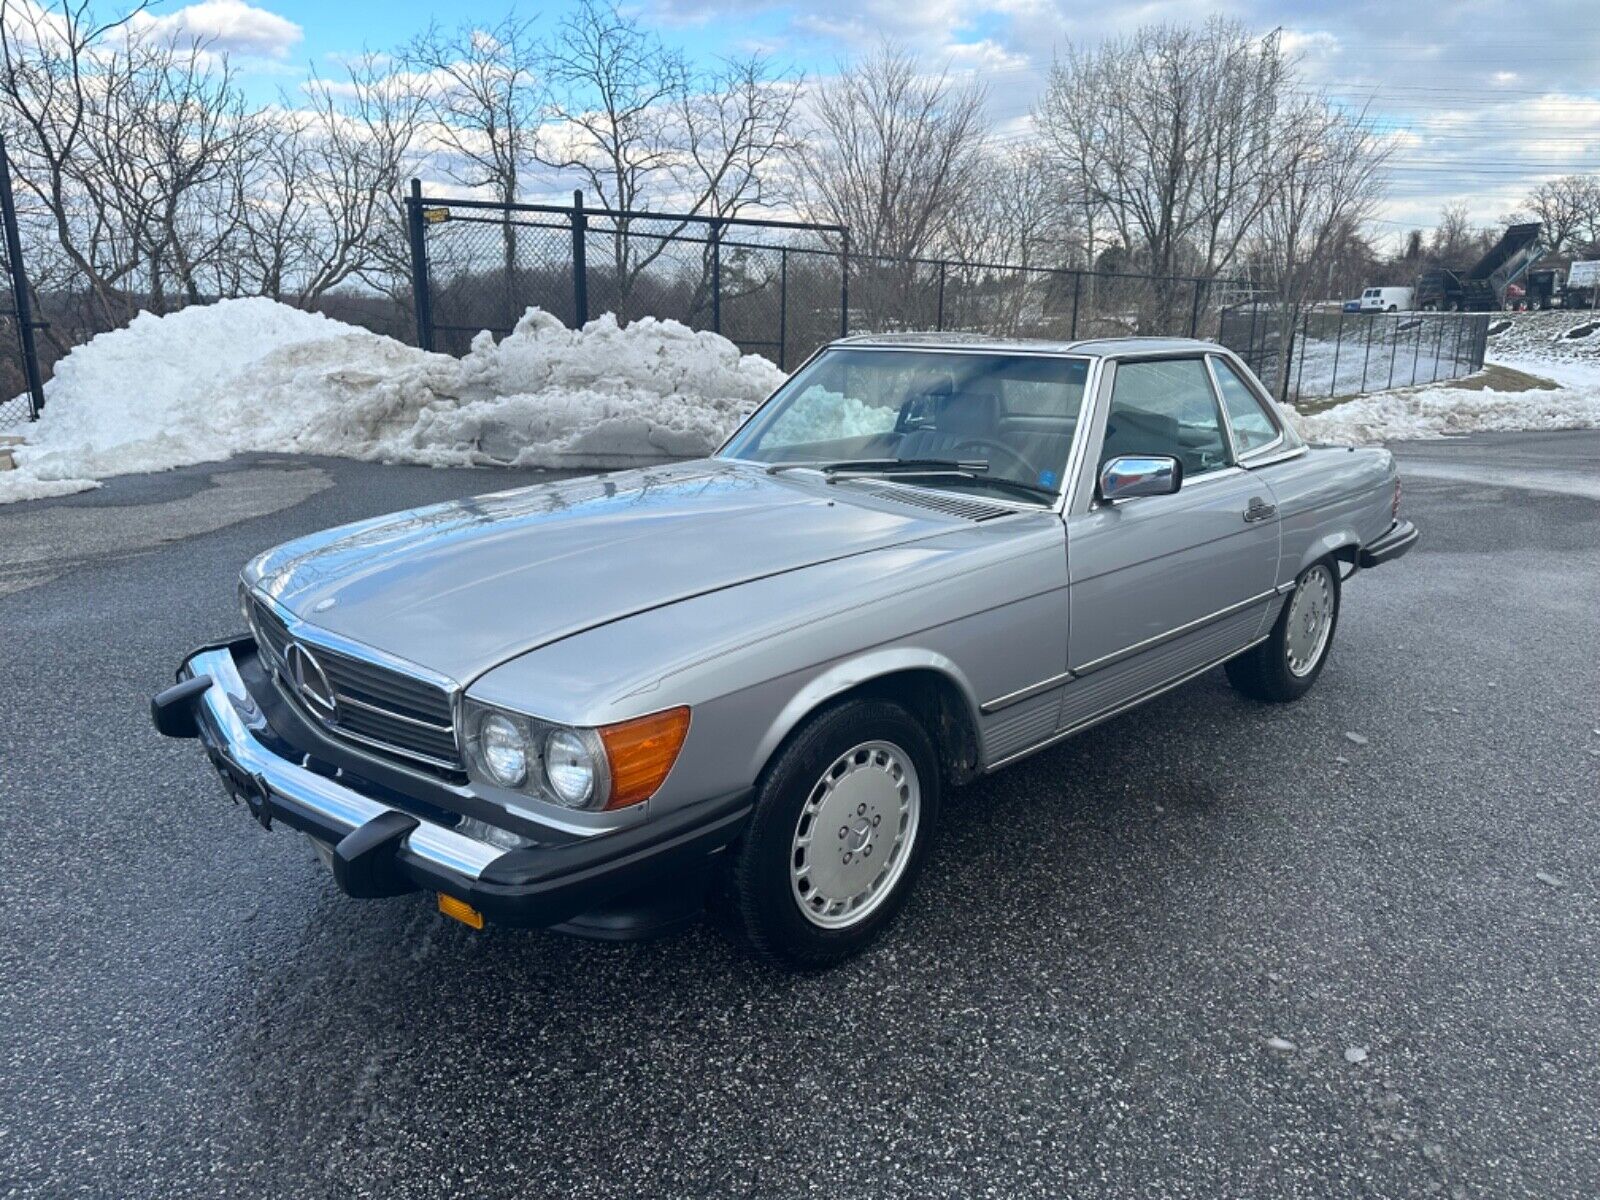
727 698 939 970
1226 561 1341 702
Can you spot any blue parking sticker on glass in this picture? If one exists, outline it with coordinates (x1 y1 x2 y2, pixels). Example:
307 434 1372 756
1038 470 1058 488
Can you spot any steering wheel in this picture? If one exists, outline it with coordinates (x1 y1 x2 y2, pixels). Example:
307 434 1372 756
948 438 1038 482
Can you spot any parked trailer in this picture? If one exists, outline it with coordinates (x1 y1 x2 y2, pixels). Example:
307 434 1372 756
1565 260 1600 309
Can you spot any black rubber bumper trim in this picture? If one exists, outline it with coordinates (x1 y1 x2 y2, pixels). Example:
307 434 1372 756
151 675 215 739
334 811 422 898
1358 519 1419 568
411 790 754 929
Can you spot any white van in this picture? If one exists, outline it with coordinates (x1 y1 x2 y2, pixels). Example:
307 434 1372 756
1360 286 1413 313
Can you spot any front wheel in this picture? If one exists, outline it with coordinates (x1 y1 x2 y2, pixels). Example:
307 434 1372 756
1226 561 1341 702
726 698 940 970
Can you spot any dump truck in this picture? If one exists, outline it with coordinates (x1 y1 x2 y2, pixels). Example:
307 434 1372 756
1416 222 1545 312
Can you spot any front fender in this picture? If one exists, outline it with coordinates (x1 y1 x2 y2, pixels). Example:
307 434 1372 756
751 647 983 777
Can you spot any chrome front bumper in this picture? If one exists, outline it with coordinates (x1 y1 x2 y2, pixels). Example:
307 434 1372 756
174 646 505 882
152 642 755 930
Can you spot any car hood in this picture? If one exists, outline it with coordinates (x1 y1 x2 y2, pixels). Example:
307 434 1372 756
246 460 970 683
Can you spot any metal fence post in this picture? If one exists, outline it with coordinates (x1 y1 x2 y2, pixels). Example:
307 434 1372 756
1328 310 1345 398
1450 314 1465 377
1410 316 1424 386
0 135 44 416
406 178 435 353
710 219 723 335
1188 279 1203 338
936 260 946 331
1430 315 1446 384
1359 311 1376 393
570 190 589 328
1292 308 1310 402
1387 312 1401 389
839 229 850 338
778 248 788 371
1070 271 1082 339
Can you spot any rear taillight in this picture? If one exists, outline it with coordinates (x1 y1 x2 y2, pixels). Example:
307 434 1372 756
1392 476 1402 520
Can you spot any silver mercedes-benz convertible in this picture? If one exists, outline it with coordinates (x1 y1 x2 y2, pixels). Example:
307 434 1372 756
153 334 1417 967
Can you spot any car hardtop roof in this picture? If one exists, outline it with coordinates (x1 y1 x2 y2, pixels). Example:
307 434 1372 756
828 332 1225 359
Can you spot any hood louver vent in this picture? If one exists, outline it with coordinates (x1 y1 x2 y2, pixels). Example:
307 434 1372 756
864 486 1016 522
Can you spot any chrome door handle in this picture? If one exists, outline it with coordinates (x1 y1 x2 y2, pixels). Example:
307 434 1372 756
1244 498 1277 522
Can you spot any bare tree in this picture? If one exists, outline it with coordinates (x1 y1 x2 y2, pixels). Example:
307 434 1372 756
1429 202 1476 265
1036 19 1285 304
1524 175 1600 258
83 30 257 310
1254 93 1391 391
239 56 425 305
943 146 1072 334
797 41 987 330
0 0 153 326
538 0 800 318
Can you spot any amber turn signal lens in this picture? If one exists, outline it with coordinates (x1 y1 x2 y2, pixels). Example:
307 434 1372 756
598 706 691 809
437 892 484 929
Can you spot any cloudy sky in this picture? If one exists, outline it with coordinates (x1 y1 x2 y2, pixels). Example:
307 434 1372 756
164 0 1600 246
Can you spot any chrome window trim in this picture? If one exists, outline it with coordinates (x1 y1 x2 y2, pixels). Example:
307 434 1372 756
1086 353 1237 498
1243 445 1308 469
1206 353 1287 462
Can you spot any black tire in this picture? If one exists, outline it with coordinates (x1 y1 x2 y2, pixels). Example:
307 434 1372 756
1226 560 1341 703
726 698 940 970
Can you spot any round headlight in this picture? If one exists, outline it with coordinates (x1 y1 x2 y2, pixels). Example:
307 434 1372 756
544 729 597 807
479 714 528 787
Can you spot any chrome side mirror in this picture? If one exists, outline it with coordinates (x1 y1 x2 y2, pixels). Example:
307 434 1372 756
1099 455 1183 502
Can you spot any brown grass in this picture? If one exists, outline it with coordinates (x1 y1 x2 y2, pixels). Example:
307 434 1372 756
1291 363 1559 414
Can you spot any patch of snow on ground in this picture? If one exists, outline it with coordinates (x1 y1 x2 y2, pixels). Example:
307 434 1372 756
2 300 786 503
1286 353 1600 445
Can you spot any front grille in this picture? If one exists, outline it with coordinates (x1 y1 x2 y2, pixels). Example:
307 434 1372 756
250 595 462 775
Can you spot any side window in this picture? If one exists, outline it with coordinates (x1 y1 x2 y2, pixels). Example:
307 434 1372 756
1100 358 1230 479
1211 357 1281 456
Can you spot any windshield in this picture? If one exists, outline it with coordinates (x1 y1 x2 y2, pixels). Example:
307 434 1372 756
719 349 1092 502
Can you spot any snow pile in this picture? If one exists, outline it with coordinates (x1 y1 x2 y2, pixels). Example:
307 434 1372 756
1287 358 1600 444
1 300 785 503
765 386 896 444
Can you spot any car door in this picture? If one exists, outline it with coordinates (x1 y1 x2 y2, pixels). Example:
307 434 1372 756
1058 355 1281 732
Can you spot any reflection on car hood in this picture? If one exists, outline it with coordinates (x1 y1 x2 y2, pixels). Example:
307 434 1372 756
247 460 968 682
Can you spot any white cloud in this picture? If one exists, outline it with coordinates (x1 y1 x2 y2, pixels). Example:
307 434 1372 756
132 1 302 60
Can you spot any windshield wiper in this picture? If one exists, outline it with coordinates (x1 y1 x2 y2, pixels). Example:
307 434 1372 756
765 458 988 477
954 474 1060 503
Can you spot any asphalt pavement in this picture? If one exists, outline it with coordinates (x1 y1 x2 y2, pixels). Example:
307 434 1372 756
1 435 1596 1199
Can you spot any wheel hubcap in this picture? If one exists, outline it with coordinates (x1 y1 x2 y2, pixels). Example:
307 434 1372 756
790 740 920 929
1285 565 1335 677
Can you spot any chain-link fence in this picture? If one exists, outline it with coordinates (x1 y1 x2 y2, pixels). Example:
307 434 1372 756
408 187 846 368
408 186 1248 369
1219 304 1490 403
0 137 46 433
